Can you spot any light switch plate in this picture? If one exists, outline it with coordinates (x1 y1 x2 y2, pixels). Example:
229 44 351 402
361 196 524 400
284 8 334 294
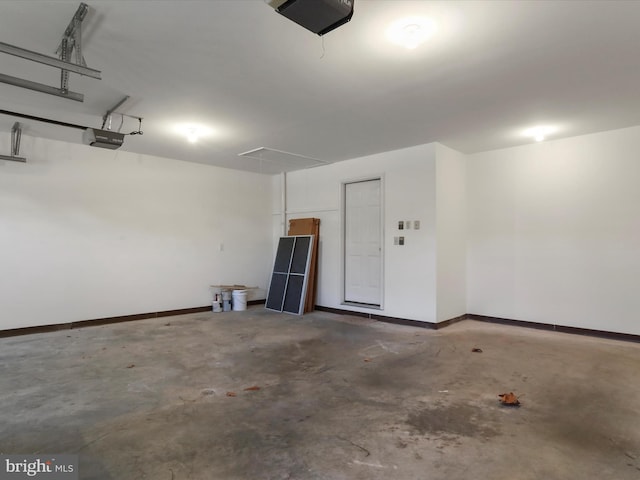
399 236 405 245
414 220 420 230
405 220 411 229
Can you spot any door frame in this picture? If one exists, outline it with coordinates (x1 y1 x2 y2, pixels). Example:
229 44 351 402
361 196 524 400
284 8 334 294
340 175 385 309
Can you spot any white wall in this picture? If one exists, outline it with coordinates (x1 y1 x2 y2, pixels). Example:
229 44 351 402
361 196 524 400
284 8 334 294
467 126 640 335
0 136 273 330
281 143 438 322
8 125 637 335
436 143 467 322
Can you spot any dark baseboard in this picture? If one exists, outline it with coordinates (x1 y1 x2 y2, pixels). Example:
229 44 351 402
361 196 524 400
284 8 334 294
435 314 468 329
314 307 640 344
3 303 638 345
0 323 71 338
371 313 438 329
468 314 640 344
1 301 270 339
315 305 439 329
1 305 211 339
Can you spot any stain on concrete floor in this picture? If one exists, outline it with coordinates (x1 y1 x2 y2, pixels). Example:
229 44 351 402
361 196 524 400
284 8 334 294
406 402 499 439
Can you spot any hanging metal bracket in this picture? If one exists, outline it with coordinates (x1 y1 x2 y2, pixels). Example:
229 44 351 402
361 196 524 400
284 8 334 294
56 2 91 95
101 96 130 130
0 122 27 163
0 2 101 102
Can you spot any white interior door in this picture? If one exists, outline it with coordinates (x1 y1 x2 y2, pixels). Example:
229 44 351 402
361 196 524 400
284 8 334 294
344 179 382 306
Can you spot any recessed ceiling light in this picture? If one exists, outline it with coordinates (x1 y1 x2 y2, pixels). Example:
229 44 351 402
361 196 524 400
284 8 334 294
174 123 213 144
523 125 556 142
386 17 436 49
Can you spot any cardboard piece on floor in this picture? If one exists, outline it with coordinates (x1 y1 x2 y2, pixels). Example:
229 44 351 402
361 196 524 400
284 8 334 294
288 218 319 313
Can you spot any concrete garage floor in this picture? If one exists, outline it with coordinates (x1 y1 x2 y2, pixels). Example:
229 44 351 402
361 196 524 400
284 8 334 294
1 308 639 480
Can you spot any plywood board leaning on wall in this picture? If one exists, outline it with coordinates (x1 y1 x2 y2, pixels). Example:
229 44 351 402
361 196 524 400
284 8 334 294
288 218 319 313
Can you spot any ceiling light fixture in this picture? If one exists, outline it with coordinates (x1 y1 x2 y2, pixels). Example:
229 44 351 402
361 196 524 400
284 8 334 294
523 125 556 142
186 127 200 144
386 17 436 49
175 123 212 144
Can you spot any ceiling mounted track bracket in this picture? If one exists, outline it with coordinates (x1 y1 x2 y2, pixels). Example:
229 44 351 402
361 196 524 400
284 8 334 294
0 72 85 102
101 95 130 130
0 122 27 163
0 2 101 102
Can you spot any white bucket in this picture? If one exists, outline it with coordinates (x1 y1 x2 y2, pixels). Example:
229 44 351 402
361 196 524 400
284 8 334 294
222 289 232 312
232 289 248 311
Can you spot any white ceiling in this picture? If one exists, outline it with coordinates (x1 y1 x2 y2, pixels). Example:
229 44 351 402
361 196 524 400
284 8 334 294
2 0 640 174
